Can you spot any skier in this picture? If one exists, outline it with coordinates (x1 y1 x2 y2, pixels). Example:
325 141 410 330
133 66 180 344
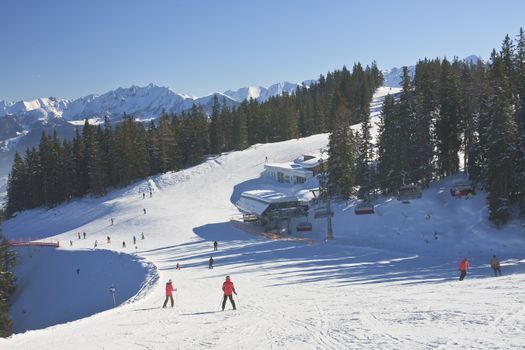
70 240 73 246
143 192 145 199
83 232 86 239
107 236 111 244
149 190 152 198
111 217 114 225
458 258 469 281
122 241 126 248
209 256 214 269
213 241 218 251
94 240 98 248
490 255 502 276
176 263 181 270
76 268 80 275
162 279 177 308
133 236 137 245
143 208 147 215
221 276 237 311
141 232 145 240
78 232 81 239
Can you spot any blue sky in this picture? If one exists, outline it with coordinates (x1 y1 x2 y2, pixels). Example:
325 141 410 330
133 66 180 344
1 0 524 101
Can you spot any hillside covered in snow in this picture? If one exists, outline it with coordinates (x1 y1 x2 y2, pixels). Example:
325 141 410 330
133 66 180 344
1 88 524 349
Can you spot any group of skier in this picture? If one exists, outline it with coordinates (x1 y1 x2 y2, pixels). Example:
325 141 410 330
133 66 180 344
458 255 502 281
164 240 237 311
162 275 237 311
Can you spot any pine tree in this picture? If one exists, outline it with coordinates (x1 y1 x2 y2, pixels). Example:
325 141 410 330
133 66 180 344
209 95 225 154
435 58 462 177
485 51 518 225
0 214 15 337
327 92 357 198
6 153 27 215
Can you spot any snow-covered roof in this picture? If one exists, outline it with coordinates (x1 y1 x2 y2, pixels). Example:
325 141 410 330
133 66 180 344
236 190 301 216
293 153 329 169
264 162 312 176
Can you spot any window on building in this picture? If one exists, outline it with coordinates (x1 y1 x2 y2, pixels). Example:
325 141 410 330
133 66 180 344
277 172 284 183
295 176 306 184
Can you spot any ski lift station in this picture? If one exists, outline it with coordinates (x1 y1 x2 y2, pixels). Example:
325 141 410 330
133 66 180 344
264 154 328 185
235 190 309 233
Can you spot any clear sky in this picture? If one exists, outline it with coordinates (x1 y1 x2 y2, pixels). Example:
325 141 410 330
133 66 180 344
1 0 524 101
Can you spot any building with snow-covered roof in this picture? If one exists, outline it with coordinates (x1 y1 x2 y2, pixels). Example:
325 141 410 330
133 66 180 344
264 154 328 184
235 190 308 224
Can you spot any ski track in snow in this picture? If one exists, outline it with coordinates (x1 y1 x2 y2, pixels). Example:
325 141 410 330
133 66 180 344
2 88 525 349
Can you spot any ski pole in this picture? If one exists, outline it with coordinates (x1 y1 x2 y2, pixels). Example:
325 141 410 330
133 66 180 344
235 294 240 309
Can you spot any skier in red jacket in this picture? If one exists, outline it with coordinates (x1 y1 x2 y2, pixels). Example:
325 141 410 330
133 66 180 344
458 258 469 281
222 276 237 311
162 279 177 308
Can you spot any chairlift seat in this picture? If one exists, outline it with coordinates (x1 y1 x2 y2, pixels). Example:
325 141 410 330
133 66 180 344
242 213 259 222
354 203 374 215
397 184 422 201
450 183 475 196
296 222 313 232
314 208 333 219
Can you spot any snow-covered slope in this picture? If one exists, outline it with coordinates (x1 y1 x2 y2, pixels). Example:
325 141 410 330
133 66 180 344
1 87 524 349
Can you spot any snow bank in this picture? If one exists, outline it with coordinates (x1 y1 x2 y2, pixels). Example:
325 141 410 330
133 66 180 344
9 247 155 333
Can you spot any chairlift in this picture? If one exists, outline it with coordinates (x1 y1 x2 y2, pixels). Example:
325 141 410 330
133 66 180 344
397 184 422 202
242 213 258 223
296 222 313 232
450 183 475 197
354 202 375 215
314 208 333 219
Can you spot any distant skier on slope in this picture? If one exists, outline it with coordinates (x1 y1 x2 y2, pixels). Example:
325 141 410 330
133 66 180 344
490 255 502 276
162 279 177 308
458 258 469 281
209 256 214 269
213 241 218 251
221 276 237 311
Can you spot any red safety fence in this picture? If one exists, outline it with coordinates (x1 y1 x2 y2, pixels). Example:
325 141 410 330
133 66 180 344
8 240 59 248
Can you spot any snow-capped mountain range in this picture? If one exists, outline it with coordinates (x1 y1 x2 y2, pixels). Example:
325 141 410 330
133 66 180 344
0 81 308 194
0 81 307 126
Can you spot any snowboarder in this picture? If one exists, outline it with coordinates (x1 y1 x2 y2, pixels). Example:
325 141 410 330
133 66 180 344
141 232 145 240
143 208 147 215
490 255 502 276
143 192 145 199
107 236 111 244
209 256 214 269
162 279 176 308
133 236 137 245
221 276 237 311
458 258 469 281
83 232 86 239
213 241 218 251
122 241 126 248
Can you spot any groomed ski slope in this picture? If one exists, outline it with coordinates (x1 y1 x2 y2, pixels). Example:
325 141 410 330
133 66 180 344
2 88 525 349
